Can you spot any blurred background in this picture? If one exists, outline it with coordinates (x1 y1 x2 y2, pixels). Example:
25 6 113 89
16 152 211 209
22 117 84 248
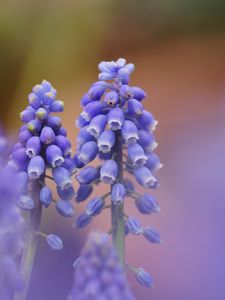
1 0 225 299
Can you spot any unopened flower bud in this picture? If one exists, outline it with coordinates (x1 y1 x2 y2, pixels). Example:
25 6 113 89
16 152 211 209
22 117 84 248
56 199 75 217
74 213 92 228
135 268 153 288
52 167 72 189
46 234 63 250
86 197 104 216
111 183 126 204
127 217 143 235
40 127 55 145
143 227 162 244
40 186 52 208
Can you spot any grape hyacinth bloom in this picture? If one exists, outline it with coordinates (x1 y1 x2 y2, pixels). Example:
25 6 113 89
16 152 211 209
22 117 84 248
76 184 93 203
86 197 104 216
74 213 93 229
25 136 41 158
74 58 162 289
70 232 135 300
143 227 162 244
78 141 98 164
127 217 143 235
87 114 107 138
46 234 63 250
134 166 158 189
127 143 148 166
111 183 126 204
53 166 72 190
122 120 139 144
56 199 75 217
76 166 99 184
97 130 115 153
39 186 52 208
9 80 69 299
135 193 160 214
134 268 154 288
100 159 118 184
9 79 75 206
74 197 105 229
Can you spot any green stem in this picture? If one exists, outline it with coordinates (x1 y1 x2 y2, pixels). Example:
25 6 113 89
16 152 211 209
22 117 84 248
111 131 125 270
14 180 42 300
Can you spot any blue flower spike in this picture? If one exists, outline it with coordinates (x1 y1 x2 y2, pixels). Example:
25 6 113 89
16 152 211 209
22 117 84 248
10 80 75 212
74 58 162 291
9 80 75 300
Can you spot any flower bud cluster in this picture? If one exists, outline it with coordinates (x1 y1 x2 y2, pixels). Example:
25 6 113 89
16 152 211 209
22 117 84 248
8 80 75 217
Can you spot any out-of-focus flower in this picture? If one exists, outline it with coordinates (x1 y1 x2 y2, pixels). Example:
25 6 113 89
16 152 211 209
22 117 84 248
0 151 25 298
0 127 12 166
17 195 35 211
70 232 135 300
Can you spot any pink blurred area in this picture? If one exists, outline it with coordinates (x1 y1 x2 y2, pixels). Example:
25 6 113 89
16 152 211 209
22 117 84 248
1 1 225 299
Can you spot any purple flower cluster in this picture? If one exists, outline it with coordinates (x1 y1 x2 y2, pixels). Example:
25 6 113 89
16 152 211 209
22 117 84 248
71 232 135 300
8 80 75 217
73 58 162 288
0 159 25 298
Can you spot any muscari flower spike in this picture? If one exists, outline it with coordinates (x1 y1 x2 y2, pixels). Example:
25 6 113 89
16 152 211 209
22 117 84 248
73 58 162 289
8 80 75 217
70 232 135 300
6 81 69 300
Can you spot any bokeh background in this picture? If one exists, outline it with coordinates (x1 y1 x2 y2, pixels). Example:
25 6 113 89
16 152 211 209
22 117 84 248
1 0 225 299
